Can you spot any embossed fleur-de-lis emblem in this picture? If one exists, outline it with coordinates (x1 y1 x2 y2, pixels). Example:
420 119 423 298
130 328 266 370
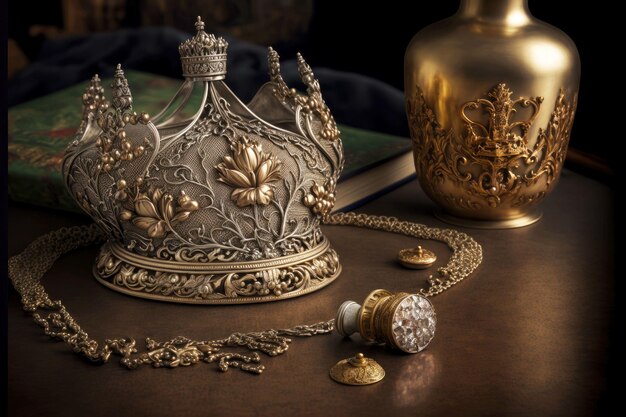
215 136 283 207
460 83 543 158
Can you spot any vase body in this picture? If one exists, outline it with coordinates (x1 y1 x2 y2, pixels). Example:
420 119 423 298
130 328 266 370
405 0 580 228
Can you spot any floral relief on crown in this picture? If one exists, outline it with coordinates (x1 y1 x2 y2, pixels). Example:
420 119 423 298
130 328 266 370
215 136 283 207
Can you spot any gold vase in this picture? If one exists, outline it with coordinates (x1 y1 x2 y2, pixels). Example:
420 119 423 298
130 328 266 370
405 0 580 228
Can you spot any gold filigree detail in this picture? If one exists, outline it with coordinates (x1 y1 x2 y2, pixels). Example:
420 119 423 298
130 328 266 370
95 240 340 302
268 47 340 141
117 180 199 238
408 84 577 209
215 136 283 207
303 178 336 218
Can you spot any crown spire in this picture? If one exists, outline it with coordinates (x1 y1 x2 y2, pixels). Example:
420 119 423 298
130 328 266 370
178 17 228 80
80 74 109 131
111 64 133 111
195 15 205 31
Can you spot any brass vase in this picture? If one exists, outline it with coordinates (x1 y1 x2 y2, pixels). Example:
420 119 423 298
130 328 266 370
405 0 580 228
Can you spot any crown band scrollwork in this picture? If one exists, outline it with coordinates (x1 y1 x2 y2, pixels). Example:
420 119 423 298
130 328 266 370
95 239 340 304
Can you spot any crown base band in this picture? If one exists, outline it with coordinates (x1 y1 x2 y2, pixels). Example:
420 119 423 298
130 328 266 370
93 240 341 304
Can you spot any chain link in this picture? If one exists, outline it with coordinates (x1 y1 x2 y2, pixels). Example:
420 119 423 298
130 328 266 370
325 212 483 297
8 212 482 373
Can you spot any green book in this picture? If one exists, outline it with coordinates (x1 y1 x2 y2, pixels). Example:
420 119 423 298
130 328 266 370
8 71 414 213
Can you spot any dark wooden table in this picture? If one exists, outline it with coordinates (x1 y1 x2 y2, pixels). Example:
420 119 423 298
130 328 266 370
8 171 615 417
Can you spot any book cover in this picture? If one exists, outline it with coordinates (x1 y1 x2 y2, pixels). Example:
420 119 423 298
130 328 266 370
8 71 412 213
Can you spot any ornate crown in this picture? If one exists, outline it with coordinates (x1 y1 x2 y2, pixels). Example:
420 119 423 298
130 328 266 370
63 17 344 304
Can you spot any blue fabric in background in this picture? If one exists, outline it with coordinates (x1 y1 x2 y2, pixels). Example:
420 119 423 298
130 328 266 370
8 27 409 138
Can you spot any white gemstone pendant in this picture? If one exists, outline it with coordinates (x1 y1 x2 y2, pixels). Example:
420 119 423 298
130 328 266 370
335 289 436 353
391 294 436 353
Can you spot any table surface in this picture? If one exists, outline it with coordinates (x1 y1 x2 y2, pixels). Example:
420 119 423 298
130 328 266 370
8 171 615 417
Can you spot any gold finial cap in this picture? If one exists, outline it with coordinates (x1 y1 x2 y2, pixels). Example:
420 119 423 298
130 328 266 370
329 353 385 385
398 245 437 269
178 16 228 80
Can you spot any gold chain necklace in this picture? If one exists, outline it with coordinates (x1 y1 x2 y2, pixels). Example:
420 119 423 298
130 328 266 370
8 212 482 374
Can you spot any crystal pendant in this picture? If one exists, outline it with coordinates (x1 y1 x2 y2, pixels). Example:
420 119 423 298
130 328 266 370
391 294 436 353
335 289 436 353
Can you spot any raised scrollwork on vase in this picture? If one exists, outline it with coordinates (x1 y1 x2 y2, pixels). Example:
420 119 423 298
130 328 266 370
408 84 577 210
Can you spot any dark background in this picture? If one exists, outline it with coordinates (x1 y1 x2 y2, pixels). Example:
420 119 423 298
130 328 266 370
7 0 616 178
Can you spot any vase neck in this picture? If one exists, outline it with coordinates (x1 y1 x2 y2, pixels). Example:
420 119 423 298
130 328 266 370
457 0 532 26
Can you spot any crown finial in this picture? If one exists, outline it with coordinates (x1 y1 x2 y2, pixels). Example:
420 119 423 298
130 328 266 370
79 73 109 132
111 64 132 111
195 16 205 31
178 17 228 80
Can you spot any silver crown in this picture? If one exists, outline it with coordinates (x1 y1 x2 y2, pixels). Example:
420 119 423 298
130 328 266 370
178 16 229 80
63 17 343 304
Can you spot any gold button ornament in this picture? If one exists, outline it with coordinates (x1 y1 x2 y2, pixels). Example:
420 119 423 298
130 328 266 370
329 353 385 385
398 245 436 269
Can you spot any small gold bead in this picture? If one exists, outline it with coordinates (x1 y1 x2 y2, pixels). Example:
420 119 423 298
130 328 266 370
134 146 145 157
114 190 127 201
